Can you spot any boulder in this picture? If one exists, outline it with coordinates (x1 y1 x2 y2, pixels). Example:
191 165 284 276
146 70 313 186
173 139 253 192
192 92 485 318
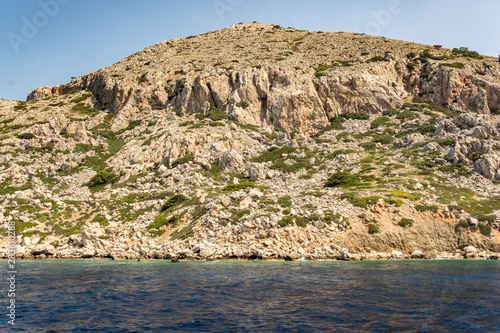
474 153 500 180
463 246 477 258
248 163 265 179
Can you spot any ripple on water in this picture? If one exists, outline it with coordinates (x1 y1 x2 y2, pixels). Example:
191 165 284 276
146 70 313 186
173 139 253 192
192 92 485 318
3 260 500 332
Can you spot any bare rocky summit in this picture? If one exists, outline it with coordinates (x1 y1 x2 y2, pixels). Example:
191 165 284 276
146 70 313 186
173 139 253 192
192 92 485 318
1 23 500 260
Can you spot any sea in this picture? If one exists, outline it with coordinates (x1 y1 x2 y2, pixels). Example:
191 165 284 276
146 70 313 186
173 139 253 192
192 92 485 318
2 259 499 332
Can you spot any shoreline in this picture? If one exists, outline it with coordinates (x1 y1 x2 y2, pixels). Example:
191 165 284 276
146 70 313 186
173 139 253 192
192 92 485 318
4 250 499 261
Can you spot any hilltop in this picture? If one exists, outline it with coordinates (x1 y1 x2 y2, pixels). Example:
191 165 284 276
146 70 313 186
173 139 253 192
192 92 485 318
1 23 500 260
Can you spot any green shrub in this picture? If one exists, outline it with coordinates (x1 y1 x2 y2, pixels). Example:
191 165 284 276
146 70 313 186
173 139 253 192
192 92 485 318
222 181 257 192
171 154 194 168
74 143 93 154
396 110 417 121
386 198 403 207
123 120 142 131
86 171 118 188
252 147 297 164
196 109 227 121
440 62 465 69
415 205 438 213
294 216 309 227
371 116 391 129
91 215 108 226
390 190 416 200
368 223 380 234
325 171 360 188
71 103 100 116
383 108 399 116
17 133 36 140
179 121 194 127
173 107 182 117
359 142 376 150
479 225 491 236
367 56 389 63
415 125 435 134
70 92 92 103
278 195 292 208
236 101 250 109
14 101 27 110
372 134 393 144
160 194 188 212
477 214 496 223
458 220 470 229
341 193 380 209
147 214 180 233
398 218 413 227
452 47 483 59
341 112 370 120
208 121 225 127
314 117 345 136
278 216 294 226
435 139 456 147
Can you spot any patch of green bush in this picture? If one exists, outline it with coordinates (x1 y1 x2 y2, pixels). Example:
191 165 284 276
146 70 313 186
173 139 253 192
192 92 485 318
415 205 438 213
70 92 93 103
71 103 100 116
236 101 250 109
17 133 36 140
222 181 257 192
398 218 413 227
160 194 188 212
278 195 292 208
359 142 376 150
435 139 456 147
479 225 491 236
367 56 389 63
371 116 391 129
390 190 416 201
341 193 381 209
368 223 380 234
383 108 400 116
440 62 465 69
372 134 393 144
171 154 194 168
452 47 483 59
74 143 93 154
325 171 360 188
91 215 108 226
123 120 142 131
341 112 370 120
477 214 496 223
196 109 227 121
208 121 225 127
386 198 403 207
86 171 118 189
396 110 417 121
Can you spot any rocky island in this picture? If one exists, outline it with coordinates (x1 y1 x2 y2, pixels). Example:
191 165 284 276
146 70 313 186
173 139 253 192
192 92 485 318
1 23 500 260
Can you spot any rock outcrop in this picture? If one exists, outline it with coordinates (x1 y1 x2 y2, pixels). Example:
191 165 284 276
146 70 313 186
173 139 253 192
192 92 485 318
27 24 500 138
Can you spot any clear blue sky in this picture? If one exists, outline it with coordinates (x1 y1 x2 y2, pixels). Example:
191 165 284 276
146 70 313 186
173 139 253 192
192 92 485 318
1 0 499 101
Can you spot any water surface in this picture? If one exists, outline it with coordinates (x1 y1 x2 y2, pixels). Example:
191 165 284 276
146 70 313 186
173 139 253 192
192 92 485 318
2 260 500 332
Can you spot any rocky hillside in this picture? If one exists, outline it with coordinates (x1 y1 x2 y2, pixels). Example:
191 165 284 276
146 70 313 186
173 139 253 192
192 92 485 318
1 23 500 260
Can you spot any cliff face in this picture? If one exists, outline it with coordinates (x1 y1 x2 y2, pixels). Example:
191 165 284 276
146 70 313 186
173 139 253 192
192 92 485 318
27 23 500 138
2 23 500 260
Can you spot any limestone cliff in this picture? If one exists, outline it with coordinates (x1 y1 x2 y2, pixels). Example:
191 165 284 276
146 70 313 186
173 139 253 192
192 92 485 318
27 23 500 138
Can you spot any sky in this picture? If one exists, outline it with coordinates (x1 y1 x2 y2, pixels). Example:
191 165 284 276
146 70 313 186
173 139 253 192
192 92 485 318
1 0 499 101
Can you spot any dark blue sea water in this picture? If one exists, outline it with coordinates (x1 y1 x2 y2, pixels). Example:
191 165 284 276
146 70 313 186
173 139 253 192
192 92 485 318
1 259 499 332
